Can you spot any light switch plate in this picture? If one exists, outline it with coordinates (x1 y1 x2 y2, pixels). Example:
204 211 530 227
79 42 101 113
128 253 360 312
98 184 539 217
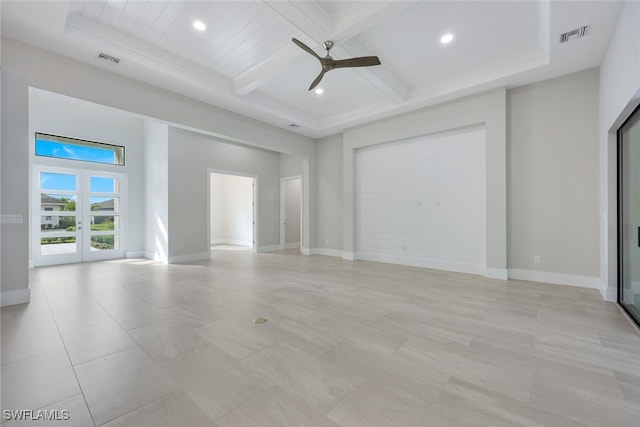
0 214 23 224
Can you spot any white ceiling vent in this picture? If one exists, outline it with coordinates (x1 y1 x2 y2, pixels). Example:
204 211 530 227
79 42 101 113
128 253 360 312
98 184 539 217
97 52 120 65
560 26 589 43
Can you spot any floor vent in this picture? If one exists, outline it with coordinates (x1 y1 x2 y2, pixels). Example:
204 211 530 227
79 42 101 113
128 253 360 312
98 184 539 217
560 26 589 43
97 52 121 65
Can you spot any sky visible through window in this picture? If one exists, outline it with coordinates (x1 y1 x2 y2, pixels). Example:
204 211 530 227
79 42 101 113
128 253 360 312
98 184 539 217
36 139 116 164
40 173 116 193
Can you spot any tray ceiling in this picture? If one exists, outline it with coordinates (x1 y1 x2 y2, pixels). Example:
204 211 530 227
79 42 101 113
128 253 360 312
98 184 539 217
0 1 624 138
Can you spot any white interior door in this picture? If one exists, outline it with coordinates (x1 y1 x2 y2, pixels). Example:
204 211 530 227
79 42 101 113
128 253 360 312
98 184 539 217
33 166 126 266
280 177 302 251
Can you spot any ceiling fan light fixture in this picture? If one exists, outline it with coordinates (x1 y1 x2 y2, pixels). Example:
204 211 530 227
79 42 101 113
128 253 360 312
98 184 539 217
315 88 324 95
440 33 454 44
193 20 206 31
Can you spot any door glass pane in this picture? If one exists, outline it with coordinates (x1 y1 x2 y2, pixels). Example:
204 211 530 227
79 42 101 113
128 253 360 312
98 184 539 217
90 196 119 212
91 235 119 251
41 215 76 232
40 172 76 191
90 216 119 231
90 177 119 193
41 194 76 212
40 236 76 255
620 108 640 326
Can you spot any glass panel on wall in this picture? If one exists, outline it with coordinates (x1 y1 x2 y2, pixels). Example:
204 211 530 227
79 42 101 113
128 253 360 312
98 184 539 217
90 196 119 212
90 216 119 231
40 215 76 232
35 133 125 166
40 172 76 191
40 236 76 255
618 105 640 327
41 194 76 212
90 177 119 193
91 235 119 251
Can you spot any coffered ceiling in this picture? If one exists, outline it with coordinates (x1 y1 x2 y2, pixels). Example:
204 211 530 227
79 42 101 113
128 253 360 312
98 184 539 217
0 1 623 138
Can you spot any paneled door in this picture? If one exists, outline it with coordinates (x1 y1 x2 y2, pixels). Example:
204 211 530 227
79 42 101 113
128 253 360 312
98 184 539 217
33 166 126 266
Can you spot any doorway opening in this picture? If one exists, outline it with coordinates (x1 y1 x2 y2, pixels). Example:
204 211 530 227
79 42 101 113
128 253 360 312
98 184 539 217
208 171 257 254
280 176 302 252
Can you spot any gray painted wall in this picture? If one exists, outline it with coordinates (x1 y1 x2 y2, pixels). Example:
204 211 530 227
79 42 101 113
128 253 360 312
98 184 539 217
316 134 343 254
599 0 640 300
167 128 280 259
508 69 600 279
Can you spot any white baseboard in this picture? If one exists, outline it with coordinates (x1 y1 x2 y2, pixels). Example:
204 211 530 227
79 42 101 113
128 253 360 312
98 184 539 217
485 268 508 280
508 269 600 289
1 288 31 307
600 285 617 302
284 242 300 250
168 252 209 264
126 251 146 259
142 251 168 263
357 252 485 275
343 252 355 261
211 239 252 247
310 248 343 258
257 245 279 253
302 247 311 255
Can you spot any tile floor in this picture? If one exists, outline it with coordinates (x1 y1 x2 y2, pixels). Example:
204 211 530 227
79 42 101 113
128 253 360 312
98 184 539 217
1 249 640 426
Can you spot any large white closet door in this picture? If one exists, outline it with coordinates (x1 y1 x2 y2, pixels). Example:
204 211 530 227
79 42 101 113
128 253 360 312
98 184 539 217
356 129 486 274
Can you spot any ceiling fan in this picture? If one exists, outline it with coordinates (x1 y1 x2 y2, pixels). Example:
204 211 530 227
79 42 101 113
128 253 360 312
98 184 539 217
291 38 381 91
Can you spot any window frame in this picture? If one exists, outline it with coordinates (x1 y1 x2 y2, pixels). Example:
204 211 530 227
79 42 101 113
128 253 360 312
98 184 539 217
35 132 125 166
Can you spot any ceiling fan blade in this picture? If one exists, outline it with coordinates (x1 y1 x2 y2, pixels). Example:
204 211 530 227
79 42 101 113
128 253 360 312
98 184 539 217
331 56 381 69
292 38 321 60
308 70 326 91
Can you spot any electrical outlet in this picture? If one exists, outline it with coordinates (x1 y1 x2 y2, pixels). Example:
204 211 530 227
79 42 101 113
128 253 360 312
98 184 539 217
325 239 329 246
534 256 541 264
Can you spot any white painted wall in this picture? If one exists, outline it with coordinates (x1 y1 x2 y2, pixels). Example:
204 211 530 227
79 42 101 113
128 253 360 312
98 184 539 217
508 69 600 288
144 120 169 262
210 173 254 247
168 128 279 261
284 179 301 246
600 0 640 301
343 89 507 279
28 89 146 260
209 173 224 243
356 129 486 274
315 134 343 256
280 153 303 178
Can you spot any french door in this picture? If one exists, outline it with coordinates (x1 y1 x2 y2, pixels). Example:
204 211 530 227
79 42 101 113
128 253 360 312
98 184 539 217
33 166 126 266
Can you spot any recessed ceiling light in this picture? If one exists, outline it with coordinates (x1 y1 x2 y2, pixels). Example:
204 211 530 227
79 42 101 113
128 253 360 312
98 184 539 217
193 20 206 31
440 33 454 44
315 88 324 95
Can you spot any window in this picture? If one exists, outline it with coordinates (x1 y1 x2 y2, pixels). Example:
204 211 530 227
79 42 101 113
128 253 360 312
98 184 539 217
35 133 125 166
